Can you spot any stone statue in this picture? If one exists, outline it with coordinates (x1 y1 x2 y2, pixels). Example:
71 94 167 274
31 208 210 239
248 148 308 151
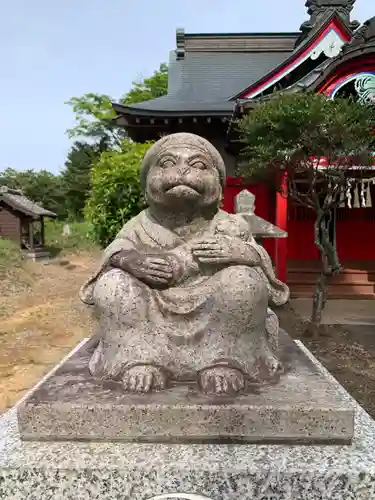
80 133 289 396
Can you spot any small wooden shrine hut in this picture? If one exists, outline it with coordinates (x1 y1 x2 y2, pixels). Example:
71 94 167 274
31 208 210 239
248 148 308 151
0 186 57 260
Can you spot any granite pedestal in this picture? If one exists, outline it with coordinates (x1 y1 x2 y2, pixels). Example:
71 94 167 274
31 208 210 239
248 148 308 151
1 340 375 499
17 332 353 444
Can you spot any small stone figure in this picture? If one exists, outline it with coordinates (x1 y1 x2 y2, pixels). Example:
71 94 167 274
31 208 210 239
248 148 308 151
80 133 289 395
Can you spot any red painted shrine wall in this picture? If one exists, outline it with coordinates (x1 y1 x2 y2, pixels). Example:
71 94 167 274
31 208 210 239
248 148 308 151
287 189 375 263
336 203 375 262
224 180 375 264
317 56 375 98
287 205 318 261
223 177 275 258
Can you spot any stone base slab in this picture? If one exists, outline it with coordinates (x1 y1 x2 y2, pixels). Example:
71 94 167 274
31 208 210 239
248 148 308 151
1 342 375 499
17 332 354 444
24 248 51 261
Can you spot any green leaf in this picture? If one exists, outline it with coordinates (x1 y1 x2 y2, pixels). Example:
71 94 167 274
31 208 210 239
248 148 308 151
85 139 153 246
237 92 375 190
65 64 168 146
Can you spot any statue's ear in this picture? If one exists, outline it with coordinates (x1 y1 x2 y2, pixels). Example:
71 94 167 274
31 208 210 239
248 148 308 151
217 186 224 209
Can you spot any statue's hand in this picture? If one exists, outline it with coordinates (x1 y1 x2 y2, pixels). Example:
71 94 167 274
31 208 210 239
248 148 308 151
192 235 258 265
118 251 174 287
142 256 175 287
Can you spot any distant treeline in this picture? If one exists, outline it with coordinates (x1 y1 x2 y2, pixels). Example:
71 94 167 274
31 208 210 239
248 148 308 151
0 141 101 220
0 63 169 245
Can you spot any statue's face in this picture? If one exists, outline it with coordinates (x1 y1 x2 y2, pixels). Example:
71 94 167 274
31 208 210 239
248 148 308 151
146 146 222 209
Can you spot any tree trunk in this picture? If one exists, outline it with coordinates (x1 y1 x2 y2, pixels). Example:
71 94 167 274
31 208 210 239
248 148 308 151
310 272 328 336
309 208 341 336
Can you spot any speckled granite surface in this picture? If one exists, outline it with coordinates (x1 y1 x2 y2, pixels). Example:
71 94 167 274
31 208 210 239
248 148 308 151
1 341 375 500
17 332 353 444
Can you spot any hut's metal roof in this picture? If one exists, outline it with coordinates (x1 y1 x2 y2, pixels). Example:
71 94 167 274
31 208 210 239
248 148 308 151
0 186 57 218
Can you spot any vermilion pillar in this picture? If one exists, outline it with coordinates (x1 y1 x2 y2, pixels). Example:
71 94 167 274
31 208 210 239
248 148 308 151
275 172 288 283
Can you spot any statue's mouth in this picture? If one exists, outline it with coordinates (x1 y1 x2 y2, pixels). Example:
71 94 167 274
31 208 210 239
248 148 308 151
165 184 201 197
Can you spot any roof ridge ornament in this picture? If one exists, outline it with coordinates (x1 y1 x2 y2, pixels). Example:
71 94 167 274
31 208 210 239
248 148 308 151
176 28 185 60
342 16 375 52
300 0 359 33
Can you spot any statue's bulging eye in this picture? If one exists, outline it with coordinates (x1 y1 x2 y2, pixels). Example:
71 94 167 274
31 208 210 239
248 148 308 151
160 158 175 169
190 161 207 170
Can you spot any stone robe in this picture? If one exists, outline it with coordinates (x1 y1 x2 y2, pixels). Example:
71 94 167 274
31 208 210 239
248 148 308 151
80 209 290 381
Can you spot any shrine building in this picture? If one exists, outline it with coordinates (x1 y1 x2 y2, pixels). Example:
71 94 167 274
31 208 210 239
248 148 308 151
113 0 375 298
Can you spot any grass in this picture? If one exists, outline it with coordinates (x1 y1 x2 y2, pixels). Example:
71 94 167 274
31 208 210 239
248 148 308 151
0 238 32 313
0 237 24 275
0 219 98 287
1 220 97 268
44 219 98 256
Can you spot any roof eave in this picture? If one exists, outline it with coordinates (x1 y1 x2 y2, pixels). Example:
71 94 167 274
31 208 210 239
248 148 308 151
303 43 375 93
231 12 352 101
0 195 57 218
112 102 234 119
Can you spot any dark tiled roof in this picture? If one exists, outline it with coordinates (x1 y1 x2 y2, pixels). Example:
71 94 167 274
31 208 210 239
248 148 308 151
115 51 290 115
0 186 57 218
177 52 291 101
114 97 235 115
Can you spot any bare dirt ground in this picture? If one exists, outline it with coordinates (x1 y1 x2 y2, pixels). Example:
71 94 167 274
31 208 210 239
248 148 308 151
278 305 375 419
0 252 99 413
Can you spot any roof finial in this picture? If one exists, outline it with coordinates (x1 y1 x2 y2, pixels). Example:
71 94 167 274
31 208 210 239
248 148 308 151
176 28 185 60
342 16 375 53
300 0 359 33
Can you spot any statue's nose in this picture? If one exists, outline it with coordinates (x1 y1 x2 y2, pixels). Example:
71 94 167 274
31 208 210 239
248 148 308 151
177 163 190 175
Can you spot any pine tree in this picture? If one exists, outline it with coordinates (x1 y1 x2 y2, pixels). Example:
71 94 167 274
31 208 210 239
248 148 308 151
61 142 101 220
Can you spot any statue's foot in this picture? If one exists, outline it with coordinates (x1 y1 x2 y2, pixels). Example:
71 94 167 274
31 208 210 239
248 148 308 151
198 366 245 396
122 365 168 393
255 351 283 381
266 307 279 351
266 354 282 376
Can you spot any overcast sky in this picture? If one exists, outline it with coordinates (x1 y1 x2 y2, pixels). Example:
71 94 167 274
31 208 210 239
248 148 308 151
0 0 373 174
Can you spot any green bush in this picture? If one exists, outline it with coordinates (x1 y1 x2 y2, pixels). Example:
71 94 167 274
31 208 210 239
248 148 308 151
44 219 96 253
0 237 23 274
85 139 153 247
